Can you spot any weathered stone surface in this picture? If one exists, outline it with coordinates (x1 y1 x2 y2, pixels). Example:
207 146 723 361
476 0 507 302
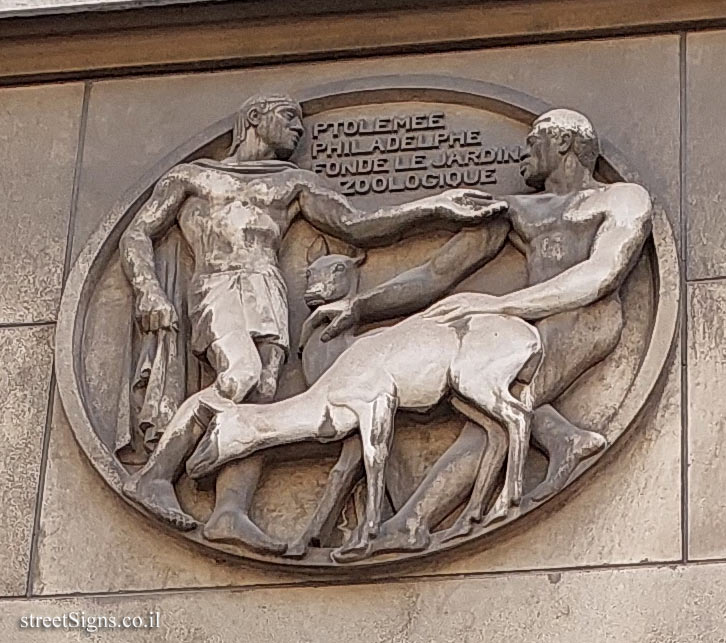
687 30 726 279
688 280 726 559
5 561 726 642
33 400 305 595
0 83 83 323
72 35 679 261
0 326 54 596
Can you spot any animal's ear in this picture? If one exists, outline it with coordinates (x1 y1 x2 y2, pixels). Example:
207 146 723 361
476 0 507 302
351 248 367 266
306 235 330 264
194 399 219 427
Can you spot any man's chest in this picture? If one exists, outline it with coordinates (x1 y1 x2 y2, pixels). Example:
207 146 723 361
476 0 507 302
512 192 606 244
207 169 293 200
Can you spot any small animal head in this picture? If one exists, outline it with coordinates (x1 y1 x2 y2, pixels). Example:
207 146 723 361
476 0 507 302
304 235 366 308
185 400 261 479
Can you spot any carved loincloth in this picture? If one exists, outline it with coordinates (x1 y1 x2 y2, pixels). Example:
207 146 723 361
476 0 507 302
188 265 290 357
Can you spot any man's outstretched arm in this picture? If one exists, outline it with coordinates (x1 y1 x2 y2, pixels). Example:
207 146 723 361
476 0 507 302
300 218 510 344
120 168 191 331
295 175 505 247
425 184 652 323
356 218 511 321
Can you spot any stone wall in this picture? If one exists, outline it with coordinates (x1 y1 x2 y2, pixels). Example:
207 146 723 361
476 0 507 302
0 25 724 642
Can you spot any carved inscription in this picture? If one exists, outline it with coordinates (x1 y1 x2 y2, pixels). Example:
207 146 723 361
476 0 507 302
311 112 523 195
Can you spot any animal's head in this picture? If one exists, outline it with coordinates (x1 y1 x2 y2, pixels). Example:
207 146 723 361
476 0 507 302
185 400 261 479
304 235 366 308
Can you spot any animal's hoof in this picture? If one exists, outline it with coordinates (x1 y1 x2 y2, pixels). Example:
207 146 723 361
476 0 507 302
482 503 509 527
331 543 370 563
283 539 309 559
440 517 475 543
331 531 372 562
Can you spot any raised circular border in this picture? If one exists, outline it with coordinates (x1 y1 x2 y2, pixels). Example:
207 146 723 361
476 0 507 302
56 75 680 570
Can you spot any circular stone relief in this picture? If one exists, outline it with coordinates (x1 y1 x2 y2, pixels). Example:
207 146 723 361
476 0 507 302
56 76 679 569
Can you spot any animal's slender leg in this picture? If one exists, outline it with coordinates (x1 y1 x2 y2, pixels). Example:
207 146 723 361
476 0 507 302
440 387 511 542
442 328 537 542
365 419 487 556
477 390 532 528
450 398 508 520
500 392 532 504
286 438 363 558
332 392 397 563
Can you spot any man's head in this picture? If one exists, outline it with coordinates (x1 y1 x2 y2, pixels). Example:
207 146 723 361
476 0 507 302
520 108 600 189
230 94 304 160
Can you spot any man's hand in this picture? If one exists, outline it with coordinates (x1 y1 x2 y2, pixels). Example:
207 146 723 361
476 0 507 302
433 189 508 224
299 299 359 350
135 288 178 333
422 292 506 325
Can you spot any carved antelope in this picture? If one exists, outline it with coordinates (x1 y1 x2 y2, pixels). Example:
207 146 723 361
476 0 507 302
186 288 543 563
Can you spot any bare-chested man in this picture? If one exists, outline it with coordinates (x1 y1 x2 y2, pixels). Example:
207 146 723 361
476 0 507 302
119 94 498 554
306 108 652 551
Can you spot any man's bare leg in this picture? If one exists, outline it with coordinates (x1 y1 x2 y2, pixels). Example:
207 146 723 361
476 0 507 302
203 341 287 553
123 387 221 530
527 404 605 502
525 297 622 501
366 421 488 554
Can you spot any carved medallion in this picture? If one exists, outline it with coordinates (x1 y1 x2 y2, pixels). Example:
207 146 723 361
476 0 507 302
56 77 679 569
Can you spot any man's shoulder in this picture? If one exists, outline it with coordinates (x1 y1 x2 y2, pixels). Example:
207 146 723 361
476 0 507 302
598 182 652 222
600 182 651 206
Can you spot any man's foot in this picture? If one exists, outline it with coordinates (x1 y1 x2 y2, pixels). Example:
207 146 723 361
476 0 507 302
528 430 606 502
365 519 431 555
123 475 198 531
203 507 286 555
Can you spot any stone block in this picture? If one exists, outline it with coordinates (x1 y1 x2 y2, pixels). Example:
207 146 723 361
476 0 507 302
5 562 726 642
50 34 682 588
0 83 84 323
0 326 54 596
687 30 726 279
688 280 726 559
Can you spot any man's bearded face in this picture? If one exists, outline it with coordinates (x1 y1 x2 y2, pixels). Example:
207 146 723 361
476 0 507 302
520 122 561 189
257 102 304 160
